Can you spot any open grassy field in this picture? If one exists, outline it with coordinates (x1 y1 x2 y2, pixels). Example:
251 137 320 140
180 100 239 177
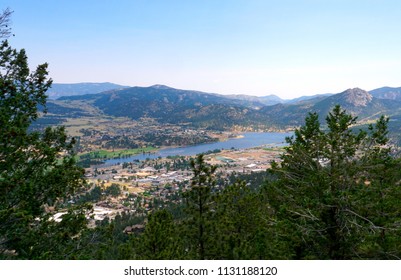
77 146 158 160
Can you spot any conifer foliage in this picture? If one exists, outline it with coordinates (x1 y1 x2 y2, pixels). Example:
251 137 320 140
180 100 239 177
265 105 401 259
0 9 89 259
182 154 217 259
2 8 401 260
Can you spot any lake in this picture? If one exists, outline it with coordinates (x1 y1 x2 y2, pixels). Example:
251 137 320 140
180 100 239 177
101 132 292 166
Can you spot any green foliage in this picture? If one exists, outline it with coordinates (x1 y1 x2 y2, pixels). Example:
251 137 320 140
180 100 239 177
3 10 401 260
265 105 401 259
105 184 121 197
0 28 89 258
76 185 102 204
182 154 217 259
19 109 398 260
214 180 275 259
79 147 157 161
63 211 145 260
136 209 180 259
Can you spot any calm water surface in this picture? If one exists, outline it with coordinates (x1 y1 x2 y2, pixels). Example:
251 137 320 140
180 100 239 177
102 132 292 167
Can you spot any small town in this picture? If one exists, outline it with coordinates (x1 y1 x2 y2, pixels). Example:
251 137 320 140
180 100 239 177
80 145 285 222
5 1 401 268
61 115 227 154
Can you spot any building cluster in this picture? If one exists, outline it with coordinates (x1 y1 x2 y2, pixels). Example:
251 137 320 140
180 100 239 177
82 147 284 221
76 117 220 153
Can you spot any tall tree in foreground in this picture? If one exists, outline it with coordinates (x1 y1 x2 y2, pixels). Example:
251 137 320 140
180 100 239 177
354 116 401 258
182 154 217 259
265 105 401 259
0 10 90 259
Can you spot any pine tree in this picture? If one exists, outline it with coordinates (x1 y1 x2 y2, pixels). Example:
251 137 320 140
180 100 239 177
138 209 180 259
214 180 279 259
182 154 217 259
265 105 401 259
0 11 90 259
353 116 401 258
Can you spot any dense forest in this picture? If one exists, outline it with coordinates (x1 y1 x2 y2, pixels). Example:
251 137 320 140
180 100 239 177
2 8 401 260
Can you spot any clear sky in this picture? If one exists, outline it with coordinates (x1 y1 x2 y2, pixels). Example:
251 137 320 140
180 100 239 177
2 0 401 98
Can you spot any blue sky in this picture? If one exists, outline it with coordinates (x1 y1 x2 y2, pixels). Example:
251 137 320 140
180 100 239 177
2 0 401 98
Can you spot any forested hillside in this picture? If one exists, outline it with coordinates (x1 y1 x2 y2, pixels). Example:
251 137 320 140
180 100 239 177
45 85 401 135
3 8 401 260
62 106 400 260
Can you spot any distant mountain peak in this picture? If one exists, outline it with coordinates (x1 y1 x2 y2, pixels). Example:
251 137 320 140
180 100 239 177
149 84 173 90
340 88 372 106
47 82 129 99
370 86 401 101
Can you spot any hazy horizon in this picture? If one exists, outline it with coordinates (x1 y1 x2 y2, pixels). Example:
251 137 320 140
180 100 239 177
50 81 397 100
3 0 401 99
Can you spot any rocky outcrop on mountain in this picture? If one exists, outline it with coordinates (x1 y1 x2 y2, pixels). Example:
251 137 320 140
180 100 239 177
340 88 373 106
49 84 401 130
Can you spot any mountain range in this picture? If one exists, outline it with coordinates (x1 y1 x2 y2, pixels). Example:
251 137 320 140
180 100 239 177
53 84 263 130
48 82 334 106
47 82 130 99
44 84 401 134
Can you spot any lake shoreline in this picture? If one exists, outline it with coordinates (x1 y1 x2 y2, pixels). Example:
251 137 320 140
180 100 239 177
94 132 292 168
